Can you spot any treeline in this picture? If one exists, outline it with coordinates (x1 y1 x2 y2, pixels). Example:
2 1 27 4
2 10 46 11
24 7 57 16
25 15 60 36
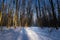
36 0 60 27
0 0 60 28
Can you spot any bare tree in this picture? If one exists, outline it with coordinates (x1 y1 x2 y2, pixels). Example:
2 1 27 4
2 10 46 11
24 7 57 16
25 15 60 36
57 0 60 26
25 0 33 27
49 0 57 27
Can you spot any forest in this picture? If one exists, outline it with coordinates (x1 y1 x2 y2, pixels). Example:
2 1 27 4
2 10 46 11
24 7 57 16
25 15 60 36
0 0 60 28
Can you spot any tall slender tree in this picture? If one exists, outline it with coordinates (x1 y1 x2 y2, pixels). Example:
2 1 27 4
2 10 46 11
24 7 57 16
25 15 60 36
49 0 57 27
57 0 60 26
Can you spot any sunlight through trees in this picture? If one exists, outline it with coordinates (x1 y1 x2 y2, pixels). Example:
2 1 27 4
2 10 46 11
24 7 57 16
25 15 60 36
0 0 60 28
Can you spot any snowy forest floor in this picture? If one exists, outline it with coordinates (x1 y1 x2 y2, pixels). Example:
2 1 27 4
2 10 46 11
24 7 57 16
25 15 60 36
0 27 60 40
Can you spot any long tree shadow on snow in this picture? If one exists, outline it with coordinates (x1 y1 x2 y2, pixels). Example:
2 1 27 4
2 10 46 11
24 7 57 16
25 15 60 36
30 27 60 40
21 28 29 40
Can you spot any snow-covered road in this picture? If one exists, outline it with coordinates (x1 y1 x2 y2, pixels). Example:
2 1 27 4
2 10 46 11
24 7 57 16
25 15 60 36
0 27 60 40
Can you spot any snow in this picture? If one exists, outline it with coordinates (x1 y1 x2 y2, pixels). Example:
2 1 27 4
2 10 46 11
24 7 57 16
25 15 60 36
0 27 60 40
